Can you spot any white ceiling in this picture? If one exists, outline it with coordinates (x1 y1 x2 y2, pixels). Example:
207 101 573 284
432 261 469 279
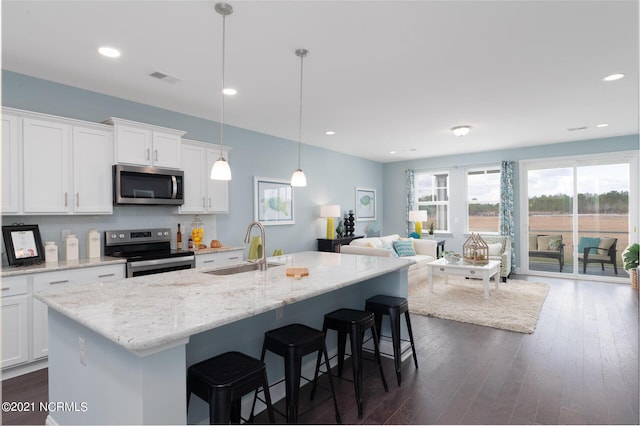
2 0 638 163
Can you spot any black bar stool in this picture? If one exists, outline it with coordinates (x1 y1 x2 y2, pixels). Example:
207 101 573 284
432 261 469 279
256 323 341 423
365 295 418 386
313 308 389 419
187 351 275 424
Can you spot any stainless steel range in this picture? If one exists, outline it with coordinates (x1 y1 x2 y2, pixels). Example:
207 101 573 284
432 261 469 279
104 228 195 278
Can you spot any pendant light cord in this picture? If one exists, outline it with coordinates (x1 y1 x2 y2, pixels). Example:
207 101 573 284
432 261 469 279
297 50 305 169
219 12 227 158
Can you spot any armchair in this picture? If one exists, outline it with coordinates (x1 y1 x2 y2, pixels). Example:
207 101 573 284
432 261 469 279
479 235 512 282
577 237 618 274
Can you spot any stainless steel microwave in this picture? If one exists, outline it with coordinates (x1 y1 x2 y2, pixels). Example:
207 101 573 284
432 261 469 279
113 164 184 205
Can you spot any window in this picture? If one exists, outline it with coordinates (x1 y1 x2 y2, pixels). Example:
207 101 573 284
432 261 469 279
467 167 500 233
415 170 450 233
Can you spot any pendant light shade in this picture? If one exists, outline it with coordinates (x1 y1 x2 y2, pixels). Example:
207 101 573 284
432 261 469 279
291 48 308 187
211 2 233 181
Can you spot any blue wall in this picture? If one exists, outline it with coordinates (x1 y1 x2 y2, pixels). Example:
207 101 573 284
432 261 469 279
2 70 384 258
382 135 639 270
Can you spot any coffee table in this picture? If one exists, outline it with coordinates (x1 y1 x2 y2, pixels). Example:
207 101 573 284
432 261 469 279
427 258 501 299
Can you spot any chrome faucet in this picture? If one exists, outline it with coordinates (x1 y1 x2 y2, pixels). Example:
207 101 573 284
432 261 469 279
244 221 267 271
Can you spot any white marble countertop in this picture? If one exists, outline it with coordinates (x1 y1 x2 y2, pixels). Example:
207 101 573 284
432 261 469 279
1 256 127 277
34 251 411 356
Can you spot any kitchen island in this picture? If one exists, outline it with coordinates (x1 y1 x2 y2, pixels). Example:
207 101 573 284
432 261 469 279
35 251 411 425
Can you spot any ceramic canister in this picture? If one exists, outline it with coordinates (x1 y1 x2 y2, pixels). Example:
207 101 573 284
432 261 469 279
65 234 79 261
87 229 101 258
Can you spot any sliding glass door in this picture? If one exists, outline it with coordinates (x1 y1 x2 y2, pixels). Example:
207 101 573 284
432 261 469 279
522 152 637 282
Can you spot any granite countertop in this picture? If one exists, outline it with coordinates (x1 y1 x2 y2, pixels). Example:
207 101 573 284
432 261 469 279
1 256 127 277
192 246 244 255
34 251 411 357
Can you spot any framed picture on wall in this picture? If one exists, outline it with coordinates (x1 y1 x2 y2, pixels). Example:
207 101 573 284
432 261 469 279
355 187 376 221
254 177 295 226
2 224 45 266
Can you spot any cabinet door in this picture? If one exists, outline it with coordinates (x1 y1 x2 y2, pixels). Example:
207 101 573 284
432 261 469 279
206 148 229 213
179 143 206 214
23 118 71 213
2 113 21 213
114 124 151 166
1 295 29 368
73 126 113 214
152 131 181 169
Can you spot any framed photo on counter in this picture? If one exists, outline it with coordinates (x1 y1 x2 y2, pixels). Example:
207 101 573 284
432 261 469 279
2 224 45 266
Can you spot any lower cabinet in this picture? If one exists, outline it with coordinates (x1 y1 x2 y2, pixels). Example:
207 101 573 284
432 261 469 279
1 276 29 368
1 263 125 374
195 249 244 269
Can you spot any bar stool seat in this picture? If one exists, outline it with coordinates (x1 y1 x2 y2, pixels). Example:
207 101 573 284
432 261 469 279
365 295 418 386
187 351 275 424
314 308 389 419
257 323 341 423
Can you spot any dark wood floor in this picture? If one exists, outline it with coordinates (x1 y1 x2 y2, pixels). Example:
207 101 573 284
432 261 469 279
3 274 638 425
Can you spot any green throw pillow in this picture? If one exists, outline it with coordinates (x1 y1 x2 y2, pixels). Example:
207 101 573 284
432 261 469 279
548 238 561 250
393 240 416 257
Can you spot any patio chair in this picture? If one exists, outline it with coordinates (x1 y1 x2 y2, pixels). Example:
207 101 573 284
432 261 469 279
577 237 618 275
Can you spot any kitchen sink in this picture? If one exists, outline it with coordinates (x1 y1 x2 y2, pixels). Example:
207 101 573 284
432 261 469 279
205 262 283 275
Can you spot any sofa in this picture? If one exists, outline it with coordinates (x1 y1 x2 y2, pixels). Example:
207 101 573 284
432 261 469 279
340 234 437 287
479 235 512 282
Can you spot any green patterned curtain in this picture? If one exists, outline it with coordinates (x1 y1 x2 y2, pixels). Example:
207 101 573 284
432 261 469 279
500 161 516 273
406 169 415 236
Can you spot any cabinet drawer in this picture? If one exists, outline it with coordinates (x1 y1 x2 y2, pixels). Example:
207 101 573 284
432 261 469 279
196 251 243 269
1 276 29 297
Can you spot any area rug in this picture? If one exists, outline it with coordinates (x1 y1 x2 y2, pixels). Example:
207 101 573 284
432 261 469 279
409 276 550 334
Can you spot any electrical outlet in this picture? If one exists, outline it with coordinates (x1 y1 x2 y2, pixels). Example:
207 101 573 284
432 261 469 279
275 307 284 320
79 337 87 366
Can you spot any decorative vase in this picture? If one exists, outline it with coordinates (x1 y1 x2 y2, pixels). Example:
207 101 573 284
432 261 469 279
336 220 345 238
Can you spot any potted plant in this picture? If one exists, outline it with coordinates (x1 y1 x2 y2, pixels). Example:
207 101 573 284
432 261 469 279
428 222 434 238
622 243 639 290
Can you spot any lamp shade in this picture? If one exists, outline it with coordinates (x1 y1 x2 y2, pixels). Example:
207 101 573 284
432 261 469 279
409 210 428 222
210 157 232 180
320 205 341 218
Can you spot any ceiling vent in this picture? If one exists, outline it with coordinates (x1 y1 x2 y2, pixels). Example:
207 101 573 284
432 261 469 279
149 71 183 84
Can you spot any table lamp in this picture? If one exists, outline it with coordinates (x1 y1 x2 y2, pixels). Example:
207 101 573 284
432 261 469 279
409 210 428 236
320 205 341 239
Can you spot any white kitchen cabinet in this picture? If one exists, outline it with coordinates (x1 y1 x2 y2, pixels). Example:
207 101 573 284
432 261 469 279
32 264 125 360
2 113 21 214
72 126 113 213
5 108 114 215
106 117 184 169
23 118 71 213
1 277 29 368
180 139 229 214
195 249 244 269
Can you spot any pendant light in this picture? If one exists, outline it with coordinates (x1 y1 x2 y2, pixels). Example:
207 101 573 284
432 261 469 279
210 2 233 181
291 48 308 187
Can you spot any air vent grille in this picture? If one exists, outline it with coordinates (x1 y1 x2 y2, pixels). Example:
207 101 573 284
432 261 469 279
149 71 183 84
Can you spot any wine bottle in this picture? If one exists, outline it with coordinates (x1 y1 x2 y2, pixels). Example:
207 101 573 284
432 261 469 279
177 223 182 250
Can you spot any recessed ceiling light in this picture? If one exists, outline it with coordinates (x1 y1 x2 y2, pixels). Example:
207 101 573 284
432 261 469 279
98 46 121 58
603 73 624 81
222 88 237 95
596 123 609 128
389 151 397 154
451 125 472 137
325 131 335 135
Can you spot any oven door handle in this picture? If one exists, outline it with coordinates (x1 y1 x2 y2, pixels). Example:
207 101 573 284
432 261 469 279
129 256 195 269
171 175 178 199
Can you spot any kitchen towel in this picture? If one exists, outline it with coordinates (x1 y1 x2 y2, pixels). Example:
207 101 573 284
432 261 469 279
248 236 263 260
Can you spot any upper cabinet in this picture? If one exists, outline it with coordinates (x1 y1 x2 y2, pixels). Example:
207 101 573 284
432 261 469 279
2 113 21 214
180 139 229 214
2 107 113 215
104 117 185 169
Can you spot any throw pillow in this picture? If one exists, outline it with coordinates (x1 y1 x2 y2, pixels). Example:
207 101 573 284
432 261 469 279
487 243 502 256
548 238 562 251
598 237 615 251
578 237 600 253
381 243 399 257
392 239 416 257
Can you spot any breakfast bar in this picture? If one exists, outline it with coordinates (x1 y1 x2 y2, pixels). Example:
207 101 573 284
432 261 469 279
34 251 411 425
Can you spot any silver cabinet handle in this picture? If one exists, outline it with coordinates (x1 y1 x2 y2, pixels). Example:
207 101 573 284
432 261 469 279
202 197 206 208
1 287 10 291
50 280 69 285
154 149 158 161
98 273 115 278
76 192 80 207
146 148 150 160
228 256 240 260
64 192 68 207
203 260 216 264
